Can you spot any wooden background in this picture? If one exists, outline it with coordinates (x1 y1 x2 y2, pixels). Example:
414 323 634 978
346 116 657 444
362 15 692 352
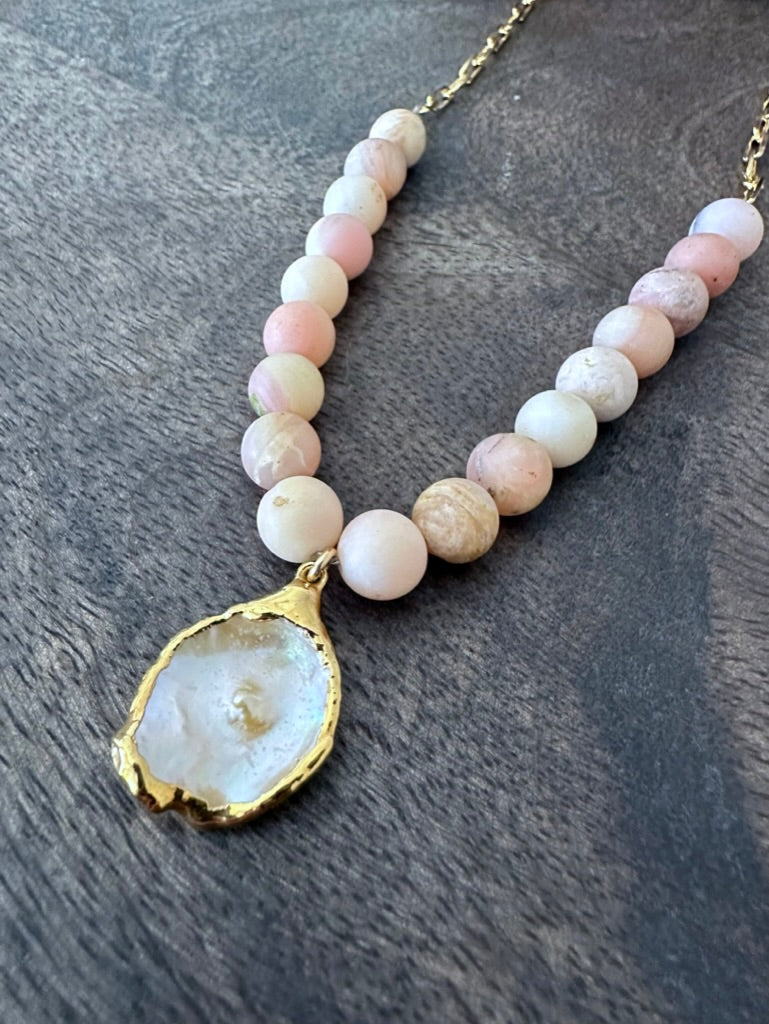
1 1 768 1021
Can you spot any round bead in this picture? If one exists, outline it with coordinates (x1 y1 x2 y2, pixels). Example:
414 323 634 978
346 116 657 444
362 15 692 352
466 433 553 516
337 509 428 601
514 391 598 469
555 346 638 423
369 108 427 167
411 478 499 564
262 301 336 368
257 476 343 563
663 233 740 298
344 138 408 200
689 197 764 260
248 353 324 420
591 304 675 379
240 412 321 490
305 214 373 280
628 267 709 338
323 175 387 234
280 255 348 318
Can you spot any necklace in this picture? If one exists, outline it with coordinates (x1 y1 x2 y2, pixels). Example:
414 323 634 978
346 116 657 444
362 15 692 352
111 3 768 828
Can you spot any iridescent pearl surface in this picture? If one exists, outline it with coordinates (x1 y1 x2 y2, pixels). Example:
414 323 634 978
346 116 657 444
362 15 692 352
628 267 709 338
263 301 336 367
241 412 321 489
248 353 325 420
466 433 553 516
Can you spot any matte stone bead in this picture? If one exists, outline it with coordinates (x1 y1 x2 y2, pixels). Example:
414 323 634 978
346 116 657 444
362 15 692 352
466 433 553 516
689 197 764 260
337 509 428 600
248 353 324 420
628 267 709 337
257 476 344 563
344 138 407 200
664 233 740 298
262 301 336 368
323 175 387 234
305 214 374 280
411 478 499 564
592 304 675 379
555 346 638 422
280 255 349 318
369 108 427 167
241 412 321 489
514 391 597 469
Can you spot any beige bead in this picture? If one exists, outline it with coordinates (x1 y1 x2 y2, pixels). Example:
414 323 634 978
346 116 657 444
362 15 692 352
412 478 499 564
337 509 428 600
591 304 675 379
555 346 638 422
369 108 427 167
323 175 387 234
344 138 407 200
248 353 325 421
466 433 553 516
514 390 598 469
257 476 343 563
280 255 348 318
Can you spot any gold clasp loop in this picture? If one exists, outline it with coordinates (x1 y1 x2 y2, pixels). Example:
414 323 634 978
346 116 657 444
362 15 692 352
296 548 338 586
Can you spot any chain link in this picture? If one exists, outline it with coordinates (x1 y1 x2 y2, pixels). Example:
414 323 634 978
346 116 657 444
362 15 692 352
414 0 542 114
741 88 769 204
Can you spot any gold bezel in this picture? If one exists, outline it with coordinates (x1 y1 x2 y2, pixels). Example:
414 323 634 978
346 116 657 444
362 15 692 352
111 570 340 828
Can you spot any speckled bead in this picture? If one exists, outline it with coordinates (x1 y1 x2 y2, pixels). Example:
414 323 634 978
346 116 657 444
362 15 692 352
663 233 740 298
257 476 344 563
628 267 709 338
337 509 428 600
592 305 675 379
262 301 336 368
280 255 349 318
240 412 321 490
323 175 387 234
689 197 764 260
369 108 427 167
411 478 499 564
514 391 598 469
555 346 638 422
248 353 325 420
466 433 553 516
344 138 408 200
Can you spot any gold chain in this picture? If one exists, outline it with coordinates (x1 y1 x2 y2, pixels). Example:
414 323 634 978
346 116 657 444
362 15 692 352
741 88 769 204
415 0 542 114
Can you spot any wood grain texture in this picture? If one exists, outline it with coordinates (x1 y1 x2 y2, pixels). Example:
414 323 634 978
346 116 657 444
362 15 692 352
1 1 767 1021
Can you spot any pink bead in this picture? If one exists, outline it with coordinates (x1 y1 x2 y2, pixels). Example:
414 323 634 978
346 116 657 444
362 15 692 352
263 302 336 367
337 510 428 601
343 138 408 200
664 233 740 298
628 267 709 338
466 433 553 516
240 412 321 490
689 197 764 260
305 214 374 280
592 305 674 379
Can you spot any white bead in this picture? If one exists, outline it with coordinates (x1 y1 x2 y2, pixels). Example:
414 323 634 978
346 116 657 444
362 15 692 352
337 509 428 600
689 197 764 261
280 255 348 318
555 346 638 422
323 175 387 234
257 476 344 563
369 108 427 167
514 390 598 469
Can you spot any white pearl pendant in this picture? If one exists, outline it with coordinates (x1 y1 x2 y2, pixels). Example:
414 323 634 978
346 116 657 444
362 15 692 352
111 562 340 828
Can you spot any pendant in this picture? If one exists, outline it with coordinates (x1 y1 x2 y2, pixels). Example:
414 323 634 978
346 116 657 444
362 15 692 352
111 557 340 828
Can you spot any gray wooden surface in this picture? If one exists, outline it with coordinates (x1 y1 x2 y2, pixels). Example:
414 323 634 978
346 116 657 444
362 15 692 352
1 1 768 1021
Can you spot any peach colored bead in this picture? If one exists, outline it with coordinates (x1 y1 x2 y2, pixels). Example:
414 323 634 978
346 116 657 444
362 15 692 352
412 478 499 564
280 255 349 318
555 346 638 423
514 391 597 469
466 433 553 516
369 108 427 167
257 476 343 563
240 412 321 490
337 509 428 601
323 175 387 234
248 353 324 420
663 233 740 298
592 305 675 379
689 197 764 260
262 301 336 368
344 138 408 200
628 267 709 338
305 214 374 280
